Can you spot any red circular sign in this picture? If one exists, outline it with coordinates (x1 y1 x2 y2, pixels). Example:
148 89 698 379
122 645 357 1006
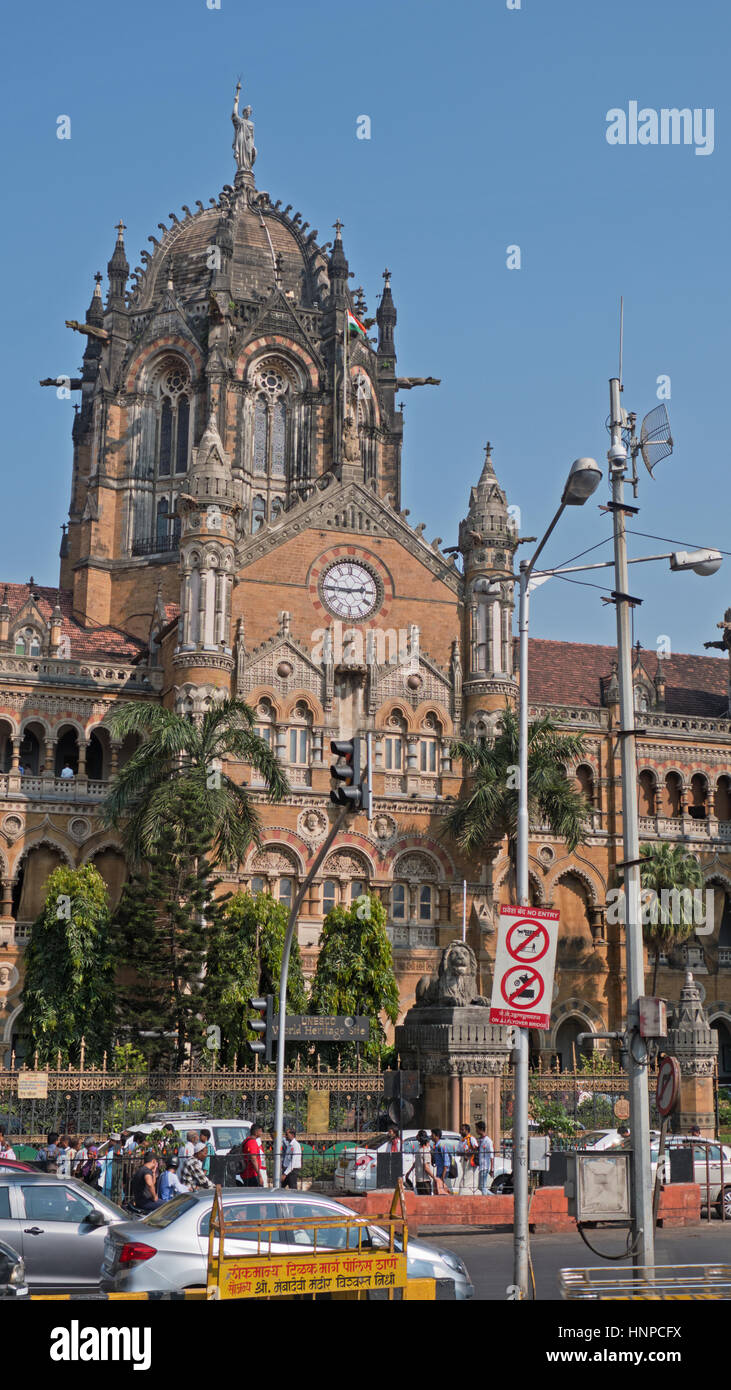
500 966 545 1011
506 919 551 963
656 1056 681 1117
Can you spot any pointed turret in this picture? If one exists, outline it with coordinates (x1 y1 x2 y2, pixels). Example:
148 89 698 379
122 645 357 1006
328 219 349 304
107 220 129 306
377 267 397 356
459 442 518 708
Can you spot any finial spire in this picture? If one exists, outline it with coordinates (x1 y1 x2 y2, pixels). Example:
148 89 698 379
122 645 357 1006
333 218 344 240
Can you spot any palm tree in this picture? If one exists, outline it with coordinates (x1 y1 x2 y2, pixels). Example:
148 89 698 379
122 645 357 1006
101 698 289 866
639 843 703 992
444 704 592 898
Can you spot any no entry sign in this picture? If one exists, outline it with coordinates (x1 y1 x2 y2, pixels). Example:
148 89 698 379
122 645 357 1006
489 905 560 1031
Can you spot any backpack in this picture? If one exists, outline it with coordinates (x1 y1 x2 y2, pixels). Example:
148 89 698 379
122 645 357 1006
448 1156 458 1181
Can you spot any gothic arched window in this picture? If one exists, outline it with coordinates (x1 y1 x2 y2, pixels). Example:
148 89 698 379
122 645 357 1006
156 497 169 546
156 362 192 478
252 495 266 530
251 364 292 478
14 627 41 657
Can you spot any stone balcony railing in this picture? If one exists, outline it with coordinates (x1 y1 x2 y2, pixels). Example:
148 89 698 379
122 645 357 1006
388 924 438 949
638 815 731 841
0 774 109 801
0 653 163 692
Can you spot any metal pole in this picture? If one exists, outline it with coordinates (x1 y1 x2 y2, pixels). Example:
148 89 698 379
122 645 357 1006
273 807 348 1186
462 880 467 943
513 563 531 1297
608 375 655 1270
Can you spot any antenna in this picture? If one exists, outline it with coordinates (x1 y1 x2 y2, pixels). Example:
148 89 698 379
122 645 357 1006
618 295 624 388
639 403 674 477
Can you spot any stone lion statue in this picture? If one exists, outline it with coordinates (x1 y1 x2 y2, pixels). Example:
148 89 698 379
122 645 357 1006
414 940 488 1008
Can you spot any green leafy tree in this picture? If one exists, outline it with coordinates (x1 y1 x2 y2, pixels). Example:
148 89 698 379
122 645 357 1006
101 697 289 866
109 784 219 1066
22 865 114 1065
308 893 399 1064
444 703 592 896
203 891 308 1065
639 843 704 992
529 1096 581 1137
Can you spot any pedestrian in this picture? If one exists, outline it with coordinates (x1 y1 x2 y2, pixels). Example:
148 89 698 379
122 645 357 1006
121 1128 136 1153
405 1130 437 1196
77 1143 103 1187
158 1159 189 1201
282 1127 302 1189
179 1139 213 1191
130 1152 164 1212
55 1135 72 1177
36 1131 59 1172
690 1126 702 1137
0 1131 16 1161
239 1124 265 1187
386 1126 401 1154
431 1128 455 1194
256 1128 269 1188
457 1123 479 1194
476 1121 495 1195
618 1125 630 1141
198 1128 215 1175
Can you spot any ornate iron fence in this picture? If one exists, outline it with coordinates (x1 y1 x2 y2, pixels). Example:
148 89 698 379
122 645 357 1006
0 1052 388 1141
501 1061 662 1134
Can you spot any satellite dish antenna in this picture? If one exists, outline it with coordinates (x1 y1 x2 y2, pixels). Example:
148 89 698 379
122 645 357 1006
639 403 674 477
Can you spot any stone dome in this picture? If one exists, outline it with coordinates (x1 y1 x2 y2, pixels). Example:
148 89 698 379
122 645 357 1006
127 186 332 314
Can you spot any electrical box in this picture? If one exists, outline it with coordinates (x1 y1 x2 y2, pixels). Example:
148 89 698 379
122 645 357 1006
638 996 668 1039
564 1151 632 1222
528 1136 551 1171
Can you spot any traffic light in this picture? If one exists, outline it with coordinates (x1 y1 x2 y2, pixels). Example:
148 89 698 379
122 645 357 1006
248 994 274 1063
329 738 362 810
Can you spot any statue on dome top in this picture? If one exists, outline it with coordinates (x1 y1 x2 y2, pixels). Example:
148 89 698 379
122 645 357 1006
232 81 256 173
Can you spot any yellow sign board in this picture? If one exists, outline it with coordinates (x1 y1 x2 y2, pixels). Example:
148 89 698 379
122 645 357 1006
306 1088 329 1133
17 1073 49 1099
209 1250 407 1300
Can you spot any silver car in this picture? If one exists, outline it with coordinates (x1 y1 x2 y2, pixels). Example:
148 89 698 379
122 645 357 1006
101 1188 474 1299
0 1171 127 1290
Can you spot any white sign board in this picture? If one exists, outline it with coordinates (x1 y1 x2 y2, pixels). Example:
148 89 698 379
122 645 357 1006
489 905 560 1031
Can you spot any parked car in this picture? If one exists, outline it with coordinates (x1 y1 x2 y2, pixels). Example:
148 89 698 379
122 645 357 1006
333 1130 461 1193
0 1159 37 1173
0 1171 127 1289
101 1188 474 1298
614 1135 731 1216
135 1117 252 1155
0 1239 27 1298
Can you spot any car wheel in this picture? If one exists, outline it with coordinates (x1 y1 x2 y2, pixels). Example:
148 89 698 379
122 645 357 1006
719 1186 731 1220
491 1174 513 1194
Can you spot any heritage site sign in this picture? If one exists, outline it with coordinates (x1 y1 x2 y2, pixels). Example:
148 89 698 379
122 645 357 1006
271 1015 369 1041
489 906 560 1031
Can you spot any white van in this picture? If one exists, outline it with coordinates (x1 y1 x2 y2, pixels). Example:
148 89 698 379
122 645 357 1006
134 1116 252 1155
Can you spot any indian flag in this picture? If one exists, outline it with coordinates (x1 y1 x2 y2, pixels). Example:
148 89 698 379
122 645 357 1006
347 309 368 340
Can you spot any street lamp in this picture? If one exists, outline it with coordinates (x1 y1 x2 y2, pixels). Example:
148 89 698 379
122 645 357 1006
513 457 601 1300
517 392 722 1282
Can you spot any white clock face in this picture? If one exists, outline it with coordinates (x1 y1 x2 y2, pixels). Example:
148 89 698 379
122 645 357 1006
321 562 379 620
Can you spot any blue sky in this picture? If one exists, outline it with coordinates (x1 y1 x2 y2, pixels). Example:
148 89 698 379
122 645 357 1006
2 0 729 660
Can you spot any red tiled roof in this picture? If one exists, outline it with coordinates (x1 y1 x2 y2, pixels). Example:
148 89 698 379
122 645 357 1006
526 637 729 717
1 583 145 661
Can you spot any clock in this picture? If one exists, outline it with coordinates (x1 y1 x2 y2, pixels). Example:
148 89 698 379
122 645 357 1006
320 561 380 620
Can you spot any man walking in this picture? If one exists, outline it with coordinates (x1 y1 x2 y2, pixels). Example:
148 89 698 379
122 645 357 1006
179 1136 213 1191
282 1127 302 1189
476 1121 494 1195
457 1123 479 1194
239 1124 265 1187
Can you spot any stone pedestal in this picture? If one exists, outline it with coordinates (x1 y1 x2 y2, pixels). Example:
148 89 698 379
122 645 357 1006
667 970 718 1136
395 940 512 1140
395 1006 511 1140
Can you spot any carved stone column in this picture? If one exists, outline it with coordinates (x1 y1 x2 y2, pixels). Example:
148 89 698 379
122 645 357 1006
0 879 13 923
109 742 120 778
666 970 718 1136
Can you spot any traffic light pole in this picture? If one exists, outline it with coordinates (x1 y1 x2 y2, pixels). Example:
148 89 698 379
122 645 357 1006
273 805 349 1187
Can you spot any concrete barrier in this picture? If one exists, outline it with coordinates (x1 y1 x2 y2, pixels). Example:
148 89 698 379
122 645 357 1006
340 1183 702 1233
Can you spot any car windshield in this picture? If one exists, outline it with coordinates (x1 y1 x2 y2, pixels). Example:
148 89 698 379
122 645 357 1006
577 1131 610 1146
209 1127 249 1149
141 1195 201 1228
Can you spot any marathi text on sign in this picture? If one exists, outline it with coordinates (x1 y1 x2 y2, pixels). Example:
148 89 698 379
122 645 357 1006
209 1250 407 1299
